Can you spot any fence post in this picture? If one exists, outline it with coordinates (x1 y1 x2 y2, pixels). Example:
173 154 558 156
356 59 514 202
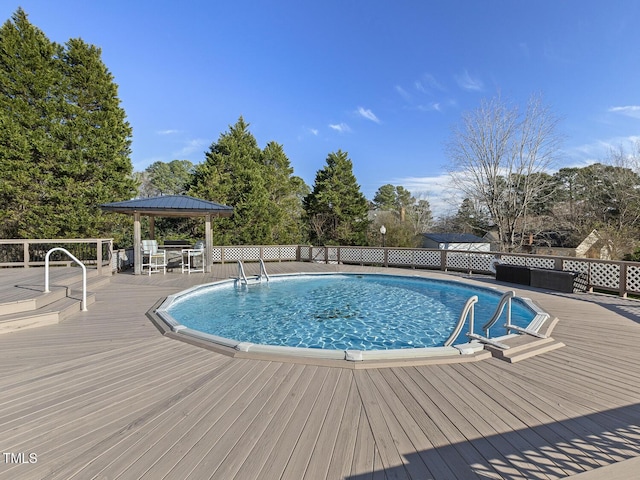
96 239 103 275
23 241 30 268
383 247 388 267
619 263 628 298
440 250 447 271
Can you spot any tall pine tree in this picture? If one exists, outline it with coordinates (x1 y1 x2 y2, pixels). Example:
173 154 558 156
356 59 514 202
304 150 369 245
0 9 136 239
190 117 307 245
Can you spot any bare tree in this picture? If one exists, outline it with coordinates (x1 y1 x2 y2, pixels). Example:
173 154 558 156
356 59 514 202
446 94 562 251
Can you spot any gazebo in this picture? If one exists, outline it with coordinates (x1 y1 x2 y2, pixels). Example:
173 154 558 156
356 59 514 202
101 195 233 274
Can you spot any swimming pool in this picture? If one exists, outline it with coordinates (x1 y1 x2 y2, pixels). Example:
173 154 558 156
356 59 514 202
157 273 550 362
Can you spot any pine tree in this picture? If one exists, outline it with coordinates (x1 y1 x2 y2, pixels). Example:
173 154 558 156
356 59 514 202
0 9 136 239
304 150 369 245
190 117 271 244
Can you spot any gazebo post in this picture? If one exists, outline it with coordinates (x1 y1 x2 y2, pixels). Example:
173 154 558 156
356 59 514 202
149 217 155 240
133 212 142 275
205 214 212 273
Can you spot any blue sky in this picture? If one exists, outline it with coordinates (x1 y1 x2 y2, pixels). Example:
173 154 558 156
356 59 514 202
3 1 640 215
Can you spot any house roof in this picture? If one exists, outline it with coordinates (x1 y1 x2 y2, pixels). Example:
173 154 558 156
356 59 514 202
100 195 234 218
422 233 488 244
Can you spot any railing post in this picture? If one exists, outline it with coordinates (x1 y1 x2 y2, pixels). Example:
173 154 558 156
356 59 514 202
23 241 30 268
96 239 103 275
440 250 447 271
383 247 388 267
620 262 628 297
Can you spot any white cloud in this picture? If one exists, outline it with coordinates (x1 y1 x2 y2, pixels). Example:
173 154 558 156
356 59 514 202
309 128 319 136
395 85 411 101
329 123 351 133
356 107 380 123
392 174 459 218
454 70 484 91
157 129 179 135
609 106 640 119
174 138 208 157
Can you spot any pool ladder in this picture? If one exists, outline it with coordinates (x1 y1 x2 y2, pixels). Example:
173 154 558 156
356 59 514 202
445 290 547 349
237 260 270 286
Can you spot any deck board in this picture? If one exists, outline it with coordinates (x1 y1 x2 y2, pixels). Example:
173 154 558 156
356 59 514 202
0 263 639 479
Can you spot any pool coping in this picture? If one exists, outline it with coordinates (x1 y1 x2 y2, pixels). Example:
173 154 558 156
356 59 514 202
151 271 559 367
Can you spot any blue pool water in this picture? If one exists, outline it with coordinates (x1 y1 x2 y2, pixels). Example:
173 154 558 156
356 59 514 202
167 274 536 351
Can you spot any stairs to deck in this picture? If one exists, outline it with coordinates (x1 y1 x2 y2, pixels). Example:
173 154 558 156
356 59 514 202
0 269 112 334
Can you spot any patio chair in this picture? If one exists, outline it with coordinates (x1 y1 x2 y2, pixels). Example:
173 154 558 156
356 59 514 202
141 240 167 275
181 240 204 274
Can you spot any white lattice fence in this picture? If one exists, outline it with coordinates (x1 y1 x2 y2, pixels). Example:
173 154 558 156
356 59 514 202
299 246 311 261
470 253 494 272
414 250 441 267
387 249 414 265
626 265 640 293
211 247 222 262
500 255 554 269
562 259 590 274
589 262 620 290
361 248 384 264
339 248 362 263
340 248 385 264
262 246 281 261
446 253 471 270
280 246 298 260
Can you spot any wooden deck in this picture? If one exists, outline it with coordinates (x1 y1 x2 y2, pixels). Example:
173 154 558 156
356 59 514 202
1 262 640 479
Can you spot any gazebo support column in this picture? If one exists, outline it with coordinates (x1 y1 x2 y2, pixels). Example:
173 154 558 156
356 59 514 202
149 217 155 240
205 214 212 273
133 212 142 275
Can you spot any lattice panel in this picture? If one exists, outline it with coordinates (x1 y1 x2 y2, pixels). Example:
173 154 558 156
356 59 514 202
311 247 325 262
527 257 555 269
446 253 471 270
327 247 338 261
339 248 361 263
261 247 280 260
414 250 440 267
211 248 222 262
589 262 620 290
242 247 261 261
499 255 554 269
562 260 590 273
470 254 494 272
387 249 413 265
626 266 640 293
500 255 527 266
361 249 384 263
299 246 311 260
222 247 242 261
280 246 298 260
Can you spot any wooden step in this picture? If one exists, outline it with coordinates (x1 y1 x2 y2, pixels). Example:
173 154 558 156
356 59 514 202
0 271 110 316
0 293 96 335
485 335 565 363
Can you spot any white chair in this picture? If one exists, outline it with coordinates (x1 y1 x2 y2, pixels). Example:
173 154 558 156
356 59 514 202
141 240 166 275
181 240 204 274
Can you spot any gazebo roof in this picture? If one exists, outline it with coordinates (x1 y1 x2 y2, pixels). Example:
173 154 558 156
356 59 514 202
100 195 234 218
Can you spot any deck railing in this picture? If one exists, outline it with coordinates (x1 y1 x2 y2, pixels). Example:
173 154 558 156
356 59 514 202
0 238 113 274
5 240 640 297
296 245 640 298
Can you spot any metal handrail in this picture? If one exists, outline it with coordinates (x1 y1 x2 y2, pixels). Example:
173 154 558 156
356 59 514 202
258 259 270 282
482 290 515 337
444 295 478 346
45 247 87 311
237 260 249 285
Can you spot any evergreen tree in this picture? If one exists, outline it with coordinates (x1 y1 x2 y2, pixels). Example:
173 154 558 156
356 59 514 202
261 141 308 243
190 117 307 245
304 150 369 245
0 9 136 239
